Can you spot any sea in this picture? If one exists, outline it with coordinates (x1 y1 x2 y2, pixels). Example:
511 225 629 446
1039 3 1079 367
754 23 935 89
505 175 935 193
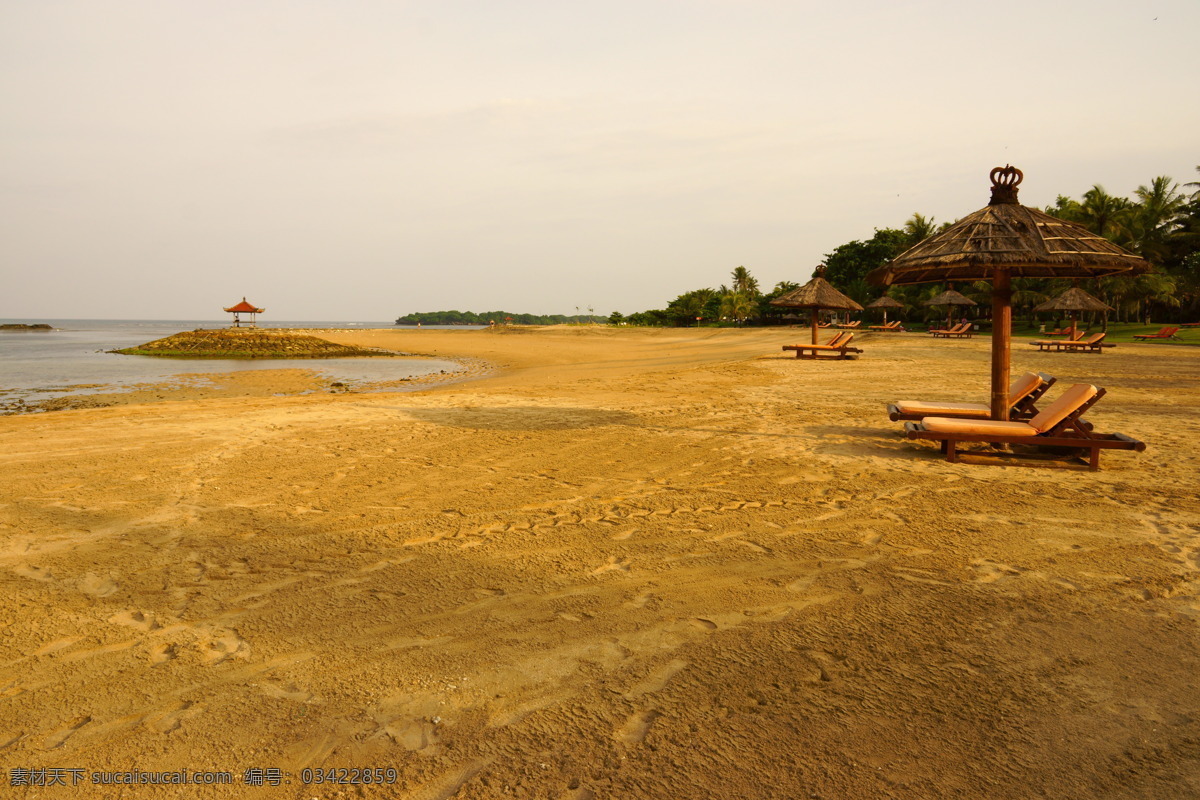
0 319 475 405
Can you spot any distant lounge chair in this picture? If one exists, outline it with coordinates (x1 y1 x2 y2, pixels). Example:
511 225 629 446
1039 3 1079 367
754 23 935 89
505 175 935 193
1181 321 1200 328
1041 327 1074 337
782 331 862 360
888 371 1056 422
834 320 862 330
1031 332 1110 353
868 320 903 331
903 384 1146 470
1132 326 1181 341
930 322 972 338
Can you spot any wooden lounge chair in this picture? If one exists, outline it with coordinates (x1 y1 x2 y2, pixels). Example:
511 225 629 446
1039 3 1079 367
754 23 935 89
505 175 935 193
887 371 1056 422
868 320 903 331
1132 326 1181 341
929 322 964 336
1055 332 1109 353
903 384 1145 470
782 331 862 359
930 322 972 338
1030 332 1108 353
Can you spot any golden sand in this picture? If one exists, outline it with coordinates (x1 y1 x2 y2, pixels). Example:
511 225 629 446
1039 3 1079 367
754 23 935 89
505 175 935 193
1 326 1198 798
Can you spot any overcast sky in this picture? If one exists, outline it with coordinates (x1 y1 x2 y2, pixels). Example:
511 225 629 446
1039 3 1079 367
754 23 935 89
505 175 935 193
2 0 1197 321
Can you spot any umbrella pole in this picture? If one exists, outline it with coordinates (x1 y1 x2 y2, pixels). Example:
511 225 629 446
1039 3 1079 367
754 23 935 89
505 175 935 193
990 270 1012 421
1070 312 1077 341
811 310 819 345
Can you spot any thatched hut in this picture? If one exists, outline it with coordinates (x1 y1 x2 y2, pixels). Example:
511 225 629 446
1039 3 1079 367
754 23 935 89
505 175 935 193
866 295 903 324
1033 286 1113 339
771 266 863 344
868 166 1149 419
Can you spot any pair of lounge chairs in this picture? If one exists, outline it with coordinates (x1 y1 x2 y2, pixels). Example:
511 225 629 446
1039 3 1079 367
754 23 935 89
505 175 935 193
1030 332 1109 353
782 331 863 359
1132 326 1181 341
888 374 1145 470
868 320 903 331
833 320 861 330
930 322 973 338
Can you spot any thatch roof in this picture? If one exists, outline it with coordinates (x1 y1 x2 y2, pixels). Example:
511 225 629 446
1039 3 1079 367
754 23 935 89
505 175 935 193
866 296 903 309
770 267 863 311
1033 286 1113 313
867 167 1150 287
923 289 976 307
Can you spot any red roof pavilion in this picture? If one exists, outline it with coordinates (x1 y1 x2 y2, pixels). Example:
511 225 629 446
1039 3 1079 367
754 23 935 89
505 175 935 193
224 297 265 327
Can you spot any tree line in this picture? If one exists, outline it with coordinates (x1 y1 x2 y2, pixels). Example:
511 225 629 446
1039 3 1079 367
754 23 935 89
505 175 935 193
612 166 1200 328
396 310 606 326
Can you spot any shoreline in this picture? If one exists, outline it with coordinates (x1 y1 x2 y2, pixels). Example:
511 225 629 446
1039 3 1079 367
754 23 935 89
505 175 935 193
1 326 1198 798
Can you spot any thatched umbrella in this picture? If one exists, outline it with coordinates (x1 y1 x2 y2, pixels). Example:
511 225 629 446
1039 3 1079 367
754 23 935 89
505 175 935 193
771 266 864 345
922 287 977 328
866 295 903 324
1033 285 1112 340
868 166 1149 420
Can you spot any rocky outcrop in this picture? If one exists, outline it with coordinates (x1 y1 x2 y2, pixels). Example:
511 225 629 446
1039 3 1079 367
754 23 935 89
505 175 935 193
112 328 396 358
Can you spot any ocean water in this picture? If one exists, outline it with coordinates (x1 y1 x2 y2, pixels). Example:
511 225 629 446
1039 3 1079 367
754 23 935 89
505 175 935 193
0 319 470 403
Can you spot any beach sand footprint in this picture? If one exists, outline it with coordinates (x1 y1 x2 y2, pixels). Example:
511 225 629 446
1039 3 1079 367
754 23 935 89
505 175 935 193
615 709 660 745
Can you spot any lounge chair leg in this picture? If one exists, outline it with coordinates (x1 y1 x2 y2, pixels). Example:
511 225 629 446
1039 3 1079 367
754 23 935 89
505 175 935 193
945 440 957 462
1089 448 1100 471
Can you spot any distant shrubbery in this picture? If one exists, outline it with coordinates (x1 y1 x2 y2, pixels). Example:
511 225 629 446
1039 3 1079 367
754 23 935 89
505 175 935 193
395 311 606 326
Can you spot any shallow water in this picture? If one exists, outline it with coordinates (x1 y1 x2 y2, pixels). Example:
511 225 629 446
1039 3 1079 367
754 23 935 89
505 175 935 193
0 319 466 402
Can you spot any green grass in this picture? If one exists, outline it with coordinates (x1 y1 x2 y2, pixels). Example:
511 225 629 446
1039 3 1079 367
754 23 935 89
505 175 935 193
901 321 1199 346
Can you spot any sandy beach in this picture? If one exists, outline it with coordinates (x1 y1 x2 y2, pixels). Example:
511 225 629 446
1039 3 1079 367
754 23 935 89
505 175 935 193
2 325 1199 798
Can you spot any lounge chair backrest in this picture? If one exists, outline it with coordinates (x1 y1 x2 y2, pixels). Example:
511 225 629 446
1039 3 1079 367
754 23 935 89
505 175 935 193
1085 333 1106 344
840 332 854 347
1029 384 1098 433
1007 372 1043 405
826 331 846 347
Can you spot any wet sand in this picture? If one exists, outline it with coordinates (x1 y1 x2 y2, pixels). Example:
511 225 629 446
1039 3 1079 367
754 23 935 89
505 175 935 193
1 325 1198 798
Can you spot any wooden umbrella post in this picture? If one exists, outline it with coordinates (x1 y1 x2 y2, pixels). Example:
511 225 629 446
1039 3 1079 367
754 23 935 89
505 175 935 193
990 269 1012 421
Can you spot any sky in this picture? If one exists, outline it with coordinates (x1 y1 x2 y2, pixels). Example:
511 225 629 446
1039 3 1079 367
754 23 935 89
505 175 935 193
2 0 1197 321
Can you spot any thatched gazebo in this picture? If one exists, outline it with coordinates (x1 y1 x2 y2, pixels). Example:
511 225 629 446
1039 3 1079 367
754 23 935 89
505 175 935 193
771 266 864 345
866 295 903 324
224 297 265 328
867 166 1149 420
1033 285 1113 340
923 287 977 328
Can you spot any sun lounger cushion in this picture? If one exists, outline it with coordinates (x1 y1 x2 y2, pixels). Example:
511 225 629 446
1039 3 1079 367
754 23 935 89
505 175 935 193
1008 372 1043 403
920 417 1040 437
893 400 990 418
1028 384 1097 432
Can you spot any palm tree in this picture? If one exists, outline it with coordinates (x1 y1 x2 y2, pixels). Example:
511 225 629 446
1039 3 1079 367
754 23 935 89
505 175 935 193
1130 176 1187 263
903 213 939 246
719 292 756 324
730 266 760 297
1076 185 1130 240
